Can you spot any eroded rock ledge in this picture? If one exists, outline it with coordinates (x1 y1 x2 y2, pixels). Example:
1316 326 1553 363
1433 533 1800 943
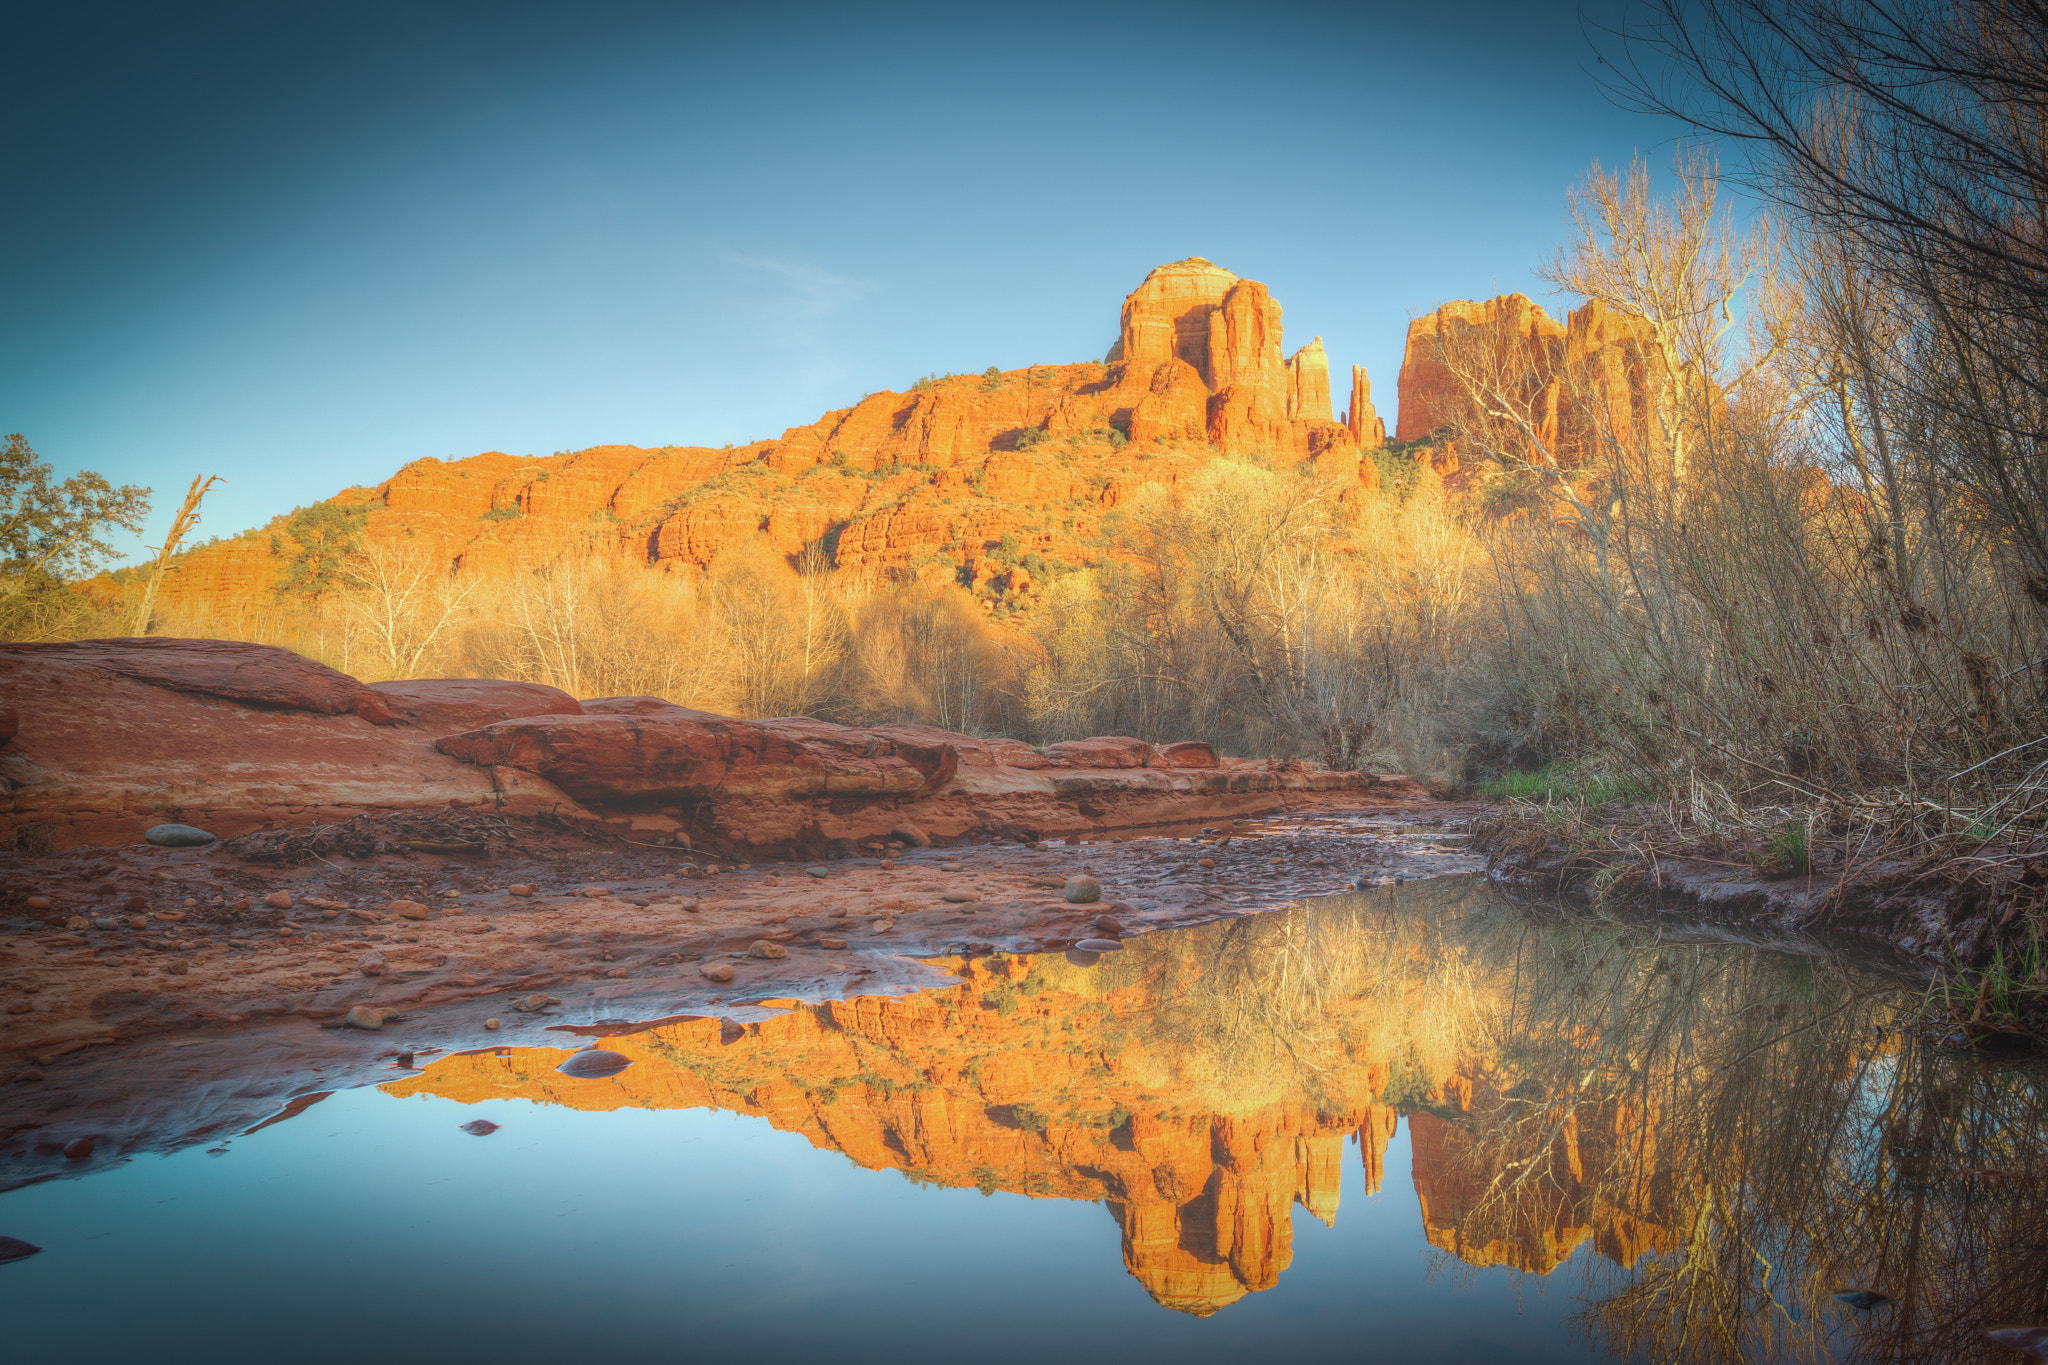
1 638 1399 856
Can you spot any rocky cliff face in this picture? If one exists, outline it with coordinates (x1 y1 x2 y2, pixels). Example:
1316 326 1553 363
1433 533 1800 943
1393 293 1665 488
109 259 1385 626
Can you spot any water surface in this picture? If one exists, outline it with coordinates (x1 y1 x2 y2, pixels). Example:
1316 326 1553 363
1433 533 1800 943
5 876 2044 1364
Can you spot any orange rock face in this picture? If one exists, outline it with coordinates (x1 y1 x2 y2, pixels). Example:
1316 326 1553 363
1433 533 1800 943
1394 293 1668 489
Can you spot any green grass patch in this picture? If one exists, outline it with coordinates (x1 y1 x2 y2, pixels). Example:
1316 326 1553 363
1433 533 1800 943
1479 767 1637 805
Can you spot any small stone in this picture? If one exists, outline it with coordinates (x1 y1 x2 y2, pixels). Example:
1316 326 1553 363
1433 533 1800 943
557 1048 633 1079
818 937 848 949
1074 937 1124 953
389 900 430 920
891 823 932 848
1984 1327 2048 1356
128 915 149 929
747 940 788 960
4 1002 29 1015
271 946 289 956
1093 914 1125 935
358 951 387 976
806 867 829 879
870 918 895 934
442 890 462 898
580 887 612 898
62 1137 94 1160
1198 858 1216 869
155 910 185 921
460 1119 500 1136
65 915 89 931
1309 856 1329 867
698 961 735 982
507 884 536 896
24 895 51 911
167 961 189 976
92 916 120 930
394 1050 416 1069
511 993 559 1012
1064 875 1102 904
0 1236 42 1263
182 898 197 908
829 906 847 917
942 892 977 904
484 1018 501 1030
345 1006 385 1030
605 967 630 979
144 824 215 847
939 861 964 872
878 859 894 870
263 891 294 910
123 895 147 911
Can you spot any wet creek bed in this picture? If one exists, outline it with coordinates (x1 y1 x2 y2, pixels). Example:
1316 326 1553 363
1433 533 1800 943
6 818 2048 1363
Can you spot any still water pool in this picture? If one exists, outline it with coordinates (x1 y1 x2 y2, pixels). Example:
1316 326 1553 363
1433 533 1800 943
5 878 2043 1365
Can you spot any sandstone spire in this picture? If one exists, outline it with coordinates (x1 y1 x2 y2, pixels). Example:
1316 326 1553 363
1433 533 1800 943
1344 364 1385 450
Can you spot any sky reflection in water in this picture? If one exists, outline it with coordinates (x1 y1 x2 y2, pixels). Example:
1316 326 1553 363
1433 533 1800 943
5 877 2043 1364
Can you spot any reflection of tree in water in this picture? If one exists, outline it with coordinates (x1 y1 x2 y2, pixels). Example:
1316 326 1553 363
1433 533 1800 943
1404 902 2048 1365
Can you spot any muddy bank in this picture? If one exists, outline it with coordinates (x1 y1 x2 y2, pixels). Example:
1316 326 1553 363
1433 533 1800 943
0 796 1483 1190
1472 805 2042 969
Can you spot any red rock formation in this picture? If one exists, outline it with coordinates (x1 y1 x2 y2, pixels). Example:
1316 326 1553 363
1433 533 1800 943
89 260 1606 633
365 679 583 736
1344 364 1386 450
0 639 1378 852
1286 337 1334 424
1393 294 1673 492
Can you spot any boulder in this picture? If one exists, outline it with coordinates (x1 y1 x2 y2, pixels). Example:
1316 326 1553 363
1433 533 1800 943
1044 736 1151 769
1 637 363 714
366 678 583 735
1153 741 1218 769
435 712 957 804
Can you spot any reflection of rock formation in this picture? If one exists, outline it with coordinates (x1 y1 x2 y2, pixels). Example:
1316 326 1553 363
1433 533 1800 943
388 894 1684 1313
388 966 1401 1316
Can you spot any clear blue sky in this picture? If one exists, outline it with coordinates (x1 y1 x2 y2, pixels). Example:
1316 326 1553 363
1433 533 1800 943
4 0 1681 562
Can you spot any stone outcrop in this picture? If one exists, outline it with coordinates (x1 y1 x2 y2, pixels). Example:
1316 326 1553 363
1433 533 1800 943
0 638 1374 853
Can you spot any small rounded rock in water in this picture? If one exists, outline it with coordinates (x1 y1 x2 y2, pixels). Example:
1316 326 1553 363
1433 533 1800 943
1063 875 1101 904
1092 914 1124 935
0 1235 42 1262
145 824 215 847
556 1048 633 1079
1074 937 1124 954
345 1006 384 1030
1985 1326 2048 1358
484 1018 501 1030
62 1137 94 1160
1064 947 1103 967
459 1119 501 1136
393 1050 415 1069
698 961 734 983
1197 857 1216 869
805 867 829 879
747 940 787 960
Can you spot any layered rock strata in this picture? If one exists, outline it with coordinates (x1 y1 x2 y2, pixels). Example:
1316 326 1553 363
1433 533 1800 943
0 638 1375 854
